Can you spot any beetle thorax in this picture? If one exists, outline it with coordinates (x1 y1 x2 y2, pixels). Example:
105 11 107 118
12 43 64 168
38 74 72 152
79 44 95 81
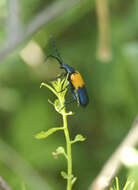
61 63 75 74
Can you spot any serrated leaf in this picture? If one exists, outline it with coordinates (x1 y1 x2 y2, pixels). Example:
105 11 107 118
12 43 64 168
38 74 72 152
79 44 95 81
61 171 68 179
71 134 86 144
72 177 77 186
35 127 63 139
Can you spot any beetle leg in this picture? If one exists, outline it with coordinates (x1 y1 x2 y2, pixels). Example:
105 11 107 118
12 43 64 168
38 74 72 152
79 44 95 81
59 98 76 111
57 72 67 79
50 72 67 82
59 88 79 111
60 89 77 110
45 54 63 65
71 88 80 106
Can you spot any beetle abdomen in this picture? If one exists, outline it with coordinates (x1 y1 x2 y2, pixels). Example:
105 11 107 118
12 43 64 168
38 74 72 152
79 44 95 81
70 71 89 107
77 86 89 107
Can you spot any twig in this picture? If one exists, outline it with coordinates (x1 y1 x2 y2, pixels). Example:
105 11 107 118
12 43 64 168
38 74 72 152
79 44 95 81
0 177 12 190
89 115 138 190
7 0 22 42
25 0 82 38
95 0 111 62
0 0 84 62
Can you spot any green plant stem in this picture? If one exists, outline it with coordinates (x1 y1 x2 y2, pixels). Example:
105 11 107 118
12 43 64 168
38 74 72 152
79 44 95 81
63 112 72 190
40 79 74 189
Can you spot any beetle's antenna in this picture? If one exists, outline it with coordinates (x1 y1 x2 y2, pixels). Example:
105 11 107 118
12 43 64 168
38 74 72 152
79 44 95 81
45 55 63 65
50 35 63 62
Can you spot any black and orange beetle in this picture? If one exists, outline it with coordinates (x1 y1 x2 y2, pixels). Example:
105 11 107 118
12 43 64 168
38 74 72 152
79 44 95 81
46 36 89 107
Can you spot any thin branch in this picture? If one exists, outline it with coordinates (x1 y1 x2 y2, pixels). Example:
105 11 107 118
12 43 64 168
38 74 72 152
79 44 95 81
95 0 111 62
89 115 138 190
0 0 84 62
7 0 22 42
25 0 81 38
0 177 12 190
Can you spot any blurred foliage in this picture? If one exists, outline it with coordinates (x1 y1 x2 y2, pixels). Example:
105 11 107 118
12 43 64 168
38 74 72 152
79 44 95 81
0 0 138 190
110 177 135 190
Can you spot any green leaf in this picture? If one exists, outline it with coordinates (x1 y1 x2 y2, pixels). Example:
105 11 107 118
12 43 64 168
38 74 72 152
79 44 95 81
40 82 58 97
71 134 86 144
115 177 119 190
110 177 135 190
72 177 77 186
123 178 135 190
35 127 63 139
61 171 68 179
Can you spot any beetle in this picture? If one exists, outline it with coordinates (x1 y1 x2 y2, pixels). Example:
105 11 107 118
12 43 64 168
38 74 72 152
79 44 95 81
46 36 89 107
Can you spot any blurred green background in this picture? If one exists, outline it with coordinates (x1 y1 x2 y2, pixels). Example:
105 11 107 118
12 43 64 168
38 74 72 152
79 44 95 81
0 0 138 190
